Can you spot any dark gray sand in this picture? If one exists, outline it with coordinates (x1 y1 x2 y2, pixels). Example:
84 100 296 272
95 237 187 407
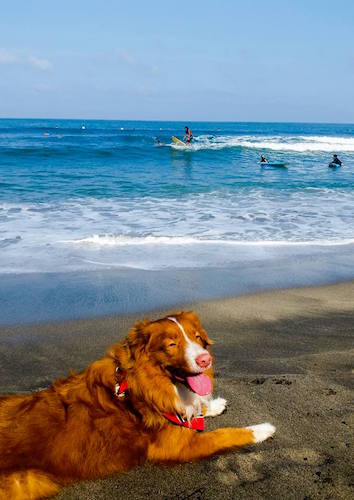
1 282 353 499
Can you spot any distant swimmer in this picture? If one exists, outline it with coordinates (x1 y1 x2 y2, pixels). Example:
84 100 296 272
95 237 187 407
329 154 342 167
155 140 163 147
183 126 193 144
260 154 268 163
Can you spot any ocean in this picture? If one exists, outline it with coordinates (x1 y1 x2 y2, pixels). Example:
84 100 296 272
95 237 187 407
1 119 353 323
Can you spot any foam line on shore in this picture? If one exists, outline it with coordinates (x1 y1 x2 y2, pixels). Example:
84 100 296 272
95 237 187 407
61 234 354 247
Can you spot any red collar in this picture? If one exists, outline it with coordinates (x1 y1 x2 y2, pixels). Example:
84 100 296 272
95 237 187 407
114 378 204 431
162 412 204 431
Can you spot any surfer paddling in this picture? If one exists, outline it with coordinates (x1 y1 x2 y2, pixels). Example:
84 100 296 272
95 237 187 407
330 154 342 166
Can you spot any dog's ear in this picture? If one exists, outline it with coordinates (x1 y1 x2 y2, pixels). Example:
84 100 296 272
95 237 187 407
127 319 156 353
109 319 155 368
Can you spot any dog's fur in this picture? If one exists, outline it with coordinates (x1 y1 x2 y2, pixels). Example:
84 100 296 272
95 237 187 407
0 311 275 499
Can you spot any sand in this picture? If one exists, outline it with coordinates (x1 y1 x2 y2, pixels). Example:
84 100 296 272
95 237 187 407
0 282 353 499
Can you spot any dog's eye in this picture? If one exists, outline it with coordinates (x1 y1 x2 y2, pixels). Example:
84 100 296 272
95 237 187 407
168 342 177 347
195 334 202 340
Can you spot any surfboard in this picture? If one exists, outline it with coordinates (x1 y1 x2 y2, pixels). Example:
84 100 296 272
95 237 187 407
171 136 185 146
259 162 288 168
328 162 341 168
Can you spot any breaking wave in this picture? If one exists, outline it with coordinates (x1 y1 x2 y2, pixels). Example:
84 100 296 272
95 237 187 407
171 134 354 152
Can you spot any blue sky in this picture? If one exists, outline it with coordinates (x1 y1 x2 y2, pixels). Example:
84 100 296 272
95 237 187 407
1 0 353 122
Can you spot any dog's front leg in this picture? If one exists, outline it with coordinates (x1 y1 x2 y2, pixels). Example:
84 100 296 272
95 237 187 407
147 423 275 463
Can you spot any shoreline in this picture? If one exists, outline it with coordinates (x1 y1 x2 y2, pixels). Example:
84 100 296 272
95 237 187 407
1 281 353 498
1 240 354 325
1 278 354 333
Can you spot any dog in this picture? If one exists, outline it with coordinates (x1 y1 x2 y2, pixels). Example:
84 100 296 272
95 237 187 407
0 311 275 499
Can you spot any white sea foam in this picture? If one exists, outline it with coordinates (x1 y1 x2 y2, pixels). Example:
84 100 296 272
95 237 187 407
171 134 354 152
64 234 354 248
1 188 354 273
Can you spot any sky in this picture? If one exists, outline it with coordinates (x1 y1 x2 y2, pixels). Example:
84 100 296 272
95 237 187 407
0 0 353 122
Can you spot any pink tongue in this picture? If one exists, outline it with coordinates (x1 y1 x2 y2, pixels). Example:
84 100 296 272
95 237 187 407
186 373 212 396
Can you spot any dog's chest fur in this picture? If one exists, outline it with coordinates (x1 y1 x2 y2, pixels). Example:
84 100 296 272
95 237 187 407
175 382 210 421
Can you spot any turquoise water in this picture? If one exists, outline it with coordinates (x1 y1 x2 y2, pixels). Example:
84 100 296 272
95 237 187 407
1 119 353 273
1 119 354 323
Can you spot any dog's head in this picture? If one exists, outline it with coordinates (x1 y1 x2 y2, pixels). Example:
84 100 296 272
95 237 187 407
75 312 213 420
110 311 213 379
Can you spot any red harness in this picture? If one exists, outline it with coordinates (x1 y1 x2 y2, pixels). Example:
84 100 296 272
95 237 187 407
115 378 205 432
163 412 204 431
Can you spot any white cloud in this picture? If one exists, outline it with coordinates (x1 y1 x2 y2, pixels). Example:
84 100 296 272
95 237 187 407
0 48 52 70
28 55 52 70
0 49 20 64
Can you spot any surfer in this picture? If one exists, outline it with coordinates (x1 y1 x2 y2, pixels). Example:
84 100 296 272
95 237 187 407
330 154 342 166
183 126 193 144
260 154 268 163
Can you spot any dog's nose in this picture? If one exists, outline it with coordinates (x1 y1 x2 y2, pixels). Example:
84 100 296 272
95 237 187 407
195 353 212 368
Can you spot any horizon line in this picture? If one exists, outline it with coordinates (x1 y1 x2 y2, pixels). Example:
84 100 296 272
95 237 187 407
0 117 353 126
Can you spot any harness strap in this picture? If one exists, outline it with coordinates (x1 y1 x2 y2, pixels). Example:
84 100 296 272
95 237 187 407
114 376 204 431
115 379 128 398
163 412 205 431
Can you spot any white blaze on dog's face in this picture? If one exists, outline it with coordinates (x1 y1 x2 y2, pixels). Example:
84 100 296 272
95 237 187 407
167 316 212 373
145 312 213 375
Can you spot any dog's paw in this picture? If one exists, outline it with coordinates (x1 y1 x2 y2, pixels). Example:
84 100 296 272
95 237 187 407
205 397 227 417
247 422 276 443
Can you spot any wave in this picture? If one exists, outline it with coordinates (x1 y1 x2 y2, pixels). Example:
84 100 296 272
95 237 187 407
3 132 353 158
61 234 354 247
3 186 354 250
0 144 145 159
171 135 354 152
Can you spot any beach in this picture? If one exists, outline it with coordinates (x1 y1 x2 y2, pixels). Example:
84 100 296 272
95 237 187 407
2 2 354 497
1 120 353 498
1 281 353 499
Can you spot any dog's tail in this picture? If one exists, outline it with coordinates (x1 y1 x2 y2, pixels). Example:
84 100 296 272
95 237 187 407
0 469 60 499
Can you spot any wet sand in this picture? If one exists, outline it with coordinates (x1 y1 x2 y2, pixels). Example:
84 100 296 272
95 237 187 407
0 282 353 499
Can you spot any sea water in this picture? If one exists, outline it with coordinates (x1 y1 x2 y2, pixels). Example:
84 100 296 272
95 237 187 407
1 119 353 322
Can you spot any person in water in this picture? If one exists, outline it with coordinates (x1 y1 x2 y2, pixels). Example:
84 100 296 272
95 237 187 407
183 126 193 144
331 154 342 166
260 154 268 163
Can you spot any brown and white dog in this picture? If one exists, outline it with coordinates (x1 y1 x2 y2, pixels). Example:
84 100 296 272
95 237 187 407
0 311 275 499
